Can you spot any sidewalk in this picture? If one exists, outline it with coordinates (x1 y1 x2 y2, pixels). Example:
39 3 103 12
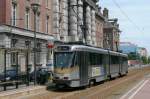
121 76 150 99
0 85 46 99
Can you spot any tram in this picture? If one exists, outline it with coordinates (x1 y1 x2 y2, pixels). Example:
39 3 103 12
53 44 128 88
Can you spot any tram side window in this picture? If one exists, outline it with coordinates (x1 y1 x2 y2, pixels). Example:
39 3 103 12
75 52 80 66
123 57 128 64
111 56 119 64
75 51 90 66
76 51 84 66
90 53 102 66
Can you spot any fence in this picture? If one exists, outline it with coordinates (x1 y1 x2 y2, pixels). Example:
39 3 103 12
0 47 52 91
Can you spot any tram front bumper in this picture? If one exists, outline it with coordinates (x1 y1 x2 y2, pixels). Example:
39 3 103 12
53 79 71 86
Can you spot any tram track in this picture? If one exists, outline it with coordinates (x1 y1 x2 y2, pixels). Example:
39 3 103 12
20 66 150 99
61 68 145 99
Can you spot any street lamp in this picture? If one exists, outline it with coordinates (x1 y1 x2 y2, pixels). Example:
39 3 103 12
31 2 40 85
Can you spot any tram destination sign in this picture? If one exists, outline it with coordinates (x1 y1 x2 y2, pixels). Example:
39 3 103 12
57 46 71 51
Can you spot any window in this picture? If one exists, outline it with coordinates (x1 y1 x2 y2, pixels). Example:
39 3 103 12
55 52 74 68
37 42 41 51
25 8 30 29
111 56 119 64
25 40 31 48
90 53 103 66
46 16 49 33
11 3 17 26
11 39 18 48
11 52 17 65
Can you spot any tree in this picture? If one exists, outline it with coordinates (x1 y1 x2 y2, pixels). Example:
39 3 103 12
128 52 138 60
147 56 150 64
141 56 148 64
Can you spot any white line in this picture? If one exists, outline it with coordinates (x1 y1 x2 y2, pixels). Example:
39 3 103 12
128 80 149 99
120 79 145 99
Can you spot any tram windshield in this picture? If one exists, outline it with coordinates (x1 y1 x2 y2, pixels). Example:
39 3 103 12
55 52 74 68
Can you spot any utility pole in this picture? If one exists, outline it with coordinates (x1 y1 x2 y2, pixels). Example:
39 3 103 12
70 0 87 44
82 0 87 44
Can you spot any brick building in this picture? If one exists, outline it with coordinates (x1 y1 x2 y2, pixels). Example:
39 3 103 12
103 8 121 51
0 0 53 33
95 7 105 48
0 0 55 72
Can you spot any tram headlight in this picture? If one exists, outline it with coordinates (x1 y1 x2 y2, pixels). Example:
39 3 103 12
64 77 69 80
55 77 60 79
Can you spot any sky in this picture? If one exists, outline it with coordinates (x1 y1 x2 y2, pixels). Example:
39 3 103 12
99 0 150 55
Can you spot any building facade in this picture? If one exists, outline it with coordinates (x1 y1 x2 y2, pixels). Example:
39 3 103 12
119 42 138 54
0 0 121 72
0 0 55 72
103 8 121 51
0 0 53 34
53 0 98 46
0 0 104 72
95 7 105 48
137 47 148 57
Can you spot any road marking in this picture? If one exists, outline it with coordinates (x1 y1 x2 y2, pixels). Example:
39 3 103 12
128 79 149 99
81 75 140 99
120 79 145 99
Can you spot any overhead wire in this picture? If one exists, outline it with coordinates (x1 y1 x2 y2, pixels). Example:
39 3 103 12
111 0 144 34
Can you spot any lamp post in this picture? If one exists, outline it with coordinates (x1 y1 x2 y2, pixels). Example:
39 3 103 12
31 2 40 85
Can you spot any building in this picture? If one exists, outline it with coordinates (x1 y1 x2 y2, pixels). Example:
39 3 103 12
0 0 105 72
0 0 53 34
0 0 122 72
103 8 121 51
119 42 140 66
119 42 138 54
0 0 55 72
53 0 98 46
95 7 105 48
137 47 148 57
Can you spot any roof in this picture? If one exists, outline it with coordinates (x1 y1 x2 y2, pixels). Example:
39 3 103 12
56 44 128 57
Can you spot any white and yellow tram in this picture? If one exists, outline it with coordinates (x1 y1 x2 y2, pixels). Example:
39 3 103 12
53 44 128 88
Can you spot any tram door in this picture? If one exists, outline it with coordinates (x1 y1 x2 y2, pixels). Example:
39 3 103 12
119 56 123 74
77 51 89 86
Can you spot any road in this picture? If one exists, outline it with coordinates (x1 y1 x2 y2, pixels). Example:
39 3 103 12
18 65 150 99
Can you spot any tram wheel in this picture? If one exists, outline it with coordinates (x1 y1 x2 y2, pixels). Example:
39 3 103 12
108 75 112 80
89 80 95 87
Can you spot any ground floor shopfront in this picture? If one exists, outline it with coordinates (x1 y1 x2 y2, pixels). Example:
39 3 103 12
0 25 55 91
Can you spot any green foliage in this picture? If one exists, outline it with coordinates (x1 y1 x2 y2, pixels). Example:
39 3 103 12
147 56 150 64
128 52 149 64
141 56 148 64
128 52 137 60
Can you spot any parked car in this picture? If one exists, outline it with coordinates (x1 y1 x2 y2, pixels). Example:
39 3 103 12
29 67 53 84
0 69 22 82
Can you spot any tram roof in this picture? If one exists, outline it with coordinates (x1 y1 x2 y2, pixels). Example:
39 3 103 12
71 45 108 54
56 44 128 57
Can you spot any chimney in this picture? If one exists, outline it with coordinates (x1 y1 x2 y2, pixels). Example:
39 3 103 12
98 7 101 13
103 8 109 18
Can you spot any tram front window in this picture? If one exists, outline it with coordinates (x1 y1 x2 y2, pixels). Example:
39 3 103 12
55 52 74 68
